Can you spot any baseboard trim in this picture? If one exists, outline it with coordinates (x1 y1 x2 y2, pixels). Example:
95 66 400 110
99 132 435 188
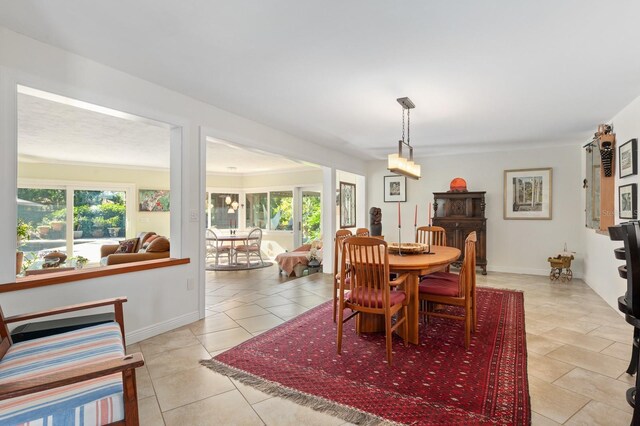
487 265 583 279
126 310 200 344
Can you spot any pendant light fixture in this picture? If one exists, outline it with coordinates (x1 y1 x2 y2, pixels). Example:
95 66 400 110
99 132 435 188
388 97 421 180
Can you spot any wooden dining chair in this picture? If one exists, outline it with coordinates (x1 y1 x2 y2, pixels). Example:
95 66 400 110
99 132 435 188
337 237 409 365
205 228 232 267
333 229 352 322
415 226 447 246
355 228 370 237
418 232 477 348
416 225 449 273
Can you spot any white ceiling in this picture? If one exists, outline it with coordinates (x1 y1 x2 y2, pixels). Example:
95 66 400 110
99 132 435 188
3 1 640 158
18 91 315 174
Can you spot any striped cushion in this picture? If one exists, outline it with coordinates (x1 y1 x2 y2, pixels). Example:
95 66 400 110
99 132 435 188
0 322 126 426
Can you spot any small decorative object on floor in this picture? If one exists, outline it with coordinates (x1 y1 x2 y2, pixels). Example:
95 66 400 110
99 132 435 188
547 243 575 282
369 207 382 236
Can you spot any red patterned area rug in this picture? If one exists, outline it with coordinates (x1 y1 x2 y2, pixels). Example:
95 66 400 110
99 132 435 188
202 287 530 425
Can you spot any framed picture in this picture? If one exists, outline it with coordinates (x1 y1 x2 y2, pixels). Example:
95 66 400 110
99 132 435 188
139 189 170 212
383 175 407 202
339 181 356 228
619 183 637 219
619 138 637 178
503 168 552 220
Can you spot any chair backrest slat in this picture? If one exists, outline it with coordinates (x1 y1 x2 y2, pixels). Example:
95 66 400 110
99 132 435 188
457 232 477 297
416 226 447 246
355 228 370 237
342 237 390 310
334 230 353 278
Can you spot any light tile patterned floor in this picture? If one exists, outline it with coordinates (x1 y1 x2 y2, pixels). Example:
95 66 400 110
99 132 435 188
131 267 635 425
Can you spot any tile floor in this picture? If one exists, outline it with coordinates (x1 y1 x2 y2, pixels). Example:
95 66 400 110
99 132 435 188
130 266 635 425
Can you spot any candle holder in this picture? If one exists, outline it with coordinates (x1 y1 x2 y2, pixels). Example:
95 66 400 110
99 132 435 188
397 225 403 256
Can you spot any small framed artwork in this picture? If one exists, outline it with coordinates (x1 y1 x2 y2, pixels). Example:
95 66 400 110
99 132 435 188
383 175 407 202
503 168 553 220
139 189 170 212
619 183 637 219
619 138 637 178
339 181 356 228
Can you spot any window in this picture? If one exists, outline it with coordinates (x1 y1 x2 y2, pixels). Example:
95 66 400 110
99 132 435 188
246 193 268 229
73 190 126 261
17 186 131 271
210 193 239 229
18 188 68 271
302 191 321 243
269 191 293 231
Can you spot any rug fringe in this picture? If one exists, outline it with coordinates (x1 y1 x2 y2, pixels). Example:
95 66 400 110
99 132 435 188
200 359 405 426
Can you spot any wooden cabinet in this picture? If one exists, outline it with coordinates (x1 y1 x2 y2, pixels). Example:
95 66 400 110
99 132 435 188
432 191 487 275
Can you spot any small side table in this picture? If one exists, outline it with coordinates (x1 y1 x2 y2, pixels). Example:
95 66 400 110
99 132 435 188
307 260 321 275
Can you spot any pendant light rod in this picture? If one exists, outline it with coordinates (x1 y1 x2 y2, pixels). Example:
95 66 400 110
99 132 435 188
388 97 420 180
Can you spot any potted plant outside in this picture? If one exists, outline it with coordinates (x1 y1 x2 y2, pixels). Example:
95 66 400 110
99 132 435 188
50 220 65 232
16 220 31 275
92 217 107 238
106 216 121 238
37 219 51 238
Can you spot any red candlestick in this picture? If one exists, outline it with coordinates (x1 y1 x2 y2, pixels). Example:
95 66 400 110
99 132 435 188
428 202 432 226
398 202 401 227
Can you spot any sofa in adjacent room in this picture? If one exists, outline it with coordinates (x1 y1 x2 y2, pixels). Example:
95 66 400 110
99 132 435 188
100 231 170 266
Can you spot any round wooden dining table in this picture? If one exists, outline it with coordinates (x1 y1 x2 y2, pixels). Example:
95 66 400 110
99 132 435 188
357 245 461 345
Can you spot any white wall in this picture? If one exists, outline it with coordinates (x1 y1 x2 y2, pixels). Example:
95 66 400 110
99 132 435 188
0 27 365 342
367 144 584 277
582 93 640 309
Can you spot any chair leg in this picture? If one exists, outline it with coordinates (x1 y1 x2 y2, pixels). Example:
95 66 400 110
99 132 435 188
464 304 472 349
402 306 408 347
337 301 345 354
332 281 338 323
123 369 140 426
385 310 393 365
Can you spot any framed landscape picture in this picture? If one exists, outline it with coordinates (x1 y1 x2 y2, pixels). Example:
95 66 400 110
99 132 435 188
619 183 637 219
503 168 552 220
383 175 407 202
139 189 170 212
619 138 637 178
339 181 356 228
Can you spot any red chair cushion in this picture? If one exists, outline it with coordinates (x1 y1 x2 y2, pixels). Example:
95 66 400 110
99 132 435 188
419 278 460 297
423 271 458 281
347 287 406 308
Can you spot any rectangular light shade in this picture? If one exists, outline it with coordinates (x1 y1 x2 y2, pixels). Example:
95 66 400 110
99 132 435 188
388 154 421 180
